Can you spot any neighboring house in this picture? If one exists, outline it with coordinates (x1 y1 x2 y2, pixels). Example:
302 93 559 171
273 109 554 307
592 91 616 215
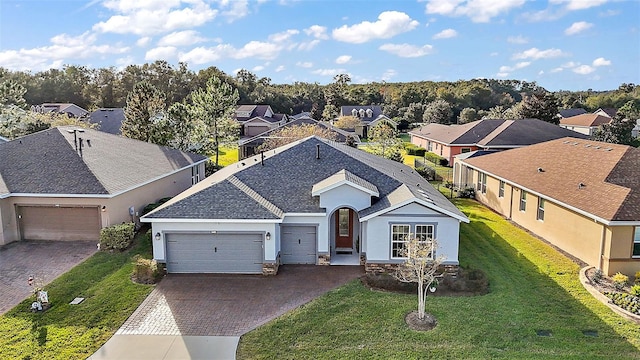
235 105 288 137
142 136 469 275
632 119 640 138
89 108 126 135
593 108 617 118
338 106 397 139
409 118 588 165
558 108 587 119
238 115 360 160
0 126 207 246
455 138 640 278
559 114 611 136
32 103 89 118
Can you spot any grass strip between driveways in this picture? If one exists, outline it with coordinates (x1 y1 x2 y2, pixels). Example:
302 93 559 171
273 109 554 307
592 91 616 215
237 199 640 359
0 234 154 360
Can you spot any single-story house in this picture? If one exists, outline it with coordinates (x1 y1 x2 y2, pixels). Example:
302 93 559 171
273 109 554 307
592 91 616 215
32 103 89 118
454 137 640 277
0 126 207 245
89 108 126 135
410 118 588 165
559 114 611 136
142 136 469 275
558 108 587 119
593 108 617 118
632 119 640 139
238 115 359 160
338 106 397 139
235 104 288 137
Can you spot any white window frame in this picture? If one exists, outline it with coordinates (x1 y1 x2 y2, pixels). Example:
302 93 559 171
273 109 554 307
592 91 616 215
499 180 505 198
537 198 545 221
191 165 201 185
480 173 487 194
519 190 527 212
415 224 434 242
633 227 640 258
391 224 411 259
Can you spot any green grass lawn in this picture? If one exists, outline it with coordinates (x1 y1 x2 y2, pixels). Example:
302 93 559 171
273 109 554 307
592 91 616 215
237 199 640 359
0 233 155 360
214 146 239 167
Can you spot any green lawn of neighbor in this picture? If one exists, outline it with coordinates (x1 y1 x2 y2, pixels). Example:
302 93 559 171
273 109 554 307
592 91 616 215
215 146 239 167
237 199 640 359
0 233 155 360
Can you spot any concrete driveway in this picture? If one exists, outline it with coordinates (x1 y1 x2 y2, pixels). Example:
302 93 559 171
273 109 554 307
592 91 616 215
0 240 97 315
91 265 363 359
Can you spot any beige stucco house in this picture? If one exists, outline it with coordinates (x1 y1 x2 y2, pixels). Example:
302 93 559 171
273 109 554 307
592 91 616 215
455 138 640 277
0 127 207 245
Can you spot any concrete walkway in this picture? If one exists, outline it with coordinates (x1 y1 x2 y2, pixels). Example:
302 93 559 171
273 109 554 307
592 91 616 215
0 240 96 315
91 265 364 359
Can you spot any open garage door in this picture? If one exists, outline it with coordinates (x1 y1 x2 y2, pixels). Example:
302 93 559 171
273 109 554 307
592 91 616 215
166 233 263 273
18 205 100 241
281 225 316 264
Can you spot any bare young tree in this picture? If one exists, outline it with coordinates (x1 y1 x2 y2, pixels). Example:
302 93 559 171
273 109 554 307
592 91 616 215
393 235 445 320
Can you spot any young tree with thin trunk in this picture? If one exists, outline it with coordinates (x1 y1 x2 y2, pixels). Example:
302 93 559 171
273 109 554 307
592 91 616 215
190 76 240 166
393 235 445 320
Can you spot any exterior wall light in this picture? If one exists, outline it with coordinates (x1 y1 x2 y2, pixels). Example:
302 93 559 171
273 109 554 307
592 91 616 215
155 232 161 241
265 232 271 241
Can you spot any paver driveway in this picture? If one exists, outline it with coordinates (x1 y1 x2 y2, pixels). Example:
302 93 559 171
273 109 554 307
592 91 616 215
0 240 97 314
117 265 364 336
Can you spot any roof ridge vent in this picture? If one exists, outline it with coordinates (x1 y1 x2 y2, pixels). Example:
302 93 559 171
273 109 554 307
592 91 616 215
537 167 544 173
578 182 586 189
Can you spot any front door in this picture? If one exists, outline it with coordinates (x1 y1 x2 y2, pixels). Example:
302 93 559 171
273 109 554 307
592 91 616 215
335 208 353 249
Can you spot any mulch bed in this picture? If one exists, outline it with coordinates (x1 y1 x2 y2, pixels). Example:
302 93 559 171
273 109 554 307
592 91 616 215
405 311 437 331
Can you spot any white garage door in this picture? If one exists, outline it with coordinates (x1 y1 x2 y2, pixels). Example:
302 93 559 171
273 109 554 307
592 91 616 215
166 233 263 273
281 225 316 264
18 205 101 241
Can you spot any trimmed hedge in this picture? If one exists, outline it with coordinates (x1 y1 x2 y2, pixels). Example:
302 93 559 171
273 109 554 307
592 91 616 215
424 152 444 164
142 197 172 216
100 222 135 251
132 254 164 284
403 143 427 157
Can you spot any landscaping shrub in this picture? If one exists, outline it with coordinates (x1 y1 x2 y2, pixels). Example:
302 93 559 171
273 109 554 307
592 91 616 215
439 158 449 166
414 148 426 157
415 166 435 181
590 268 603 284
100 222 135 251
142 197 172 216
132 255 164 284
362 267 489 295
604 291 640 315
424 152 443 164
631 284 640 297
612 272 629 290
635 270 640 284
458 187 475 198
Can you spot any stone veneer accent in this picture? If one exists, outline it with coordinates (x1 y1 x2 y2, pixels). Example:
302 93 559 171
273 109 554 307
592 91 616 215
262 262 279 276
365 262 460 276
318 254 330 265
359 254 366 266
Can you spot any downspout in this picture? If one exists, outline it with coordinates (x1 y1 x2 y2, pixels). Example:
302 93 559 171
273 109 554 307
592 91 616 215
598 223 606 271
508 186 514 220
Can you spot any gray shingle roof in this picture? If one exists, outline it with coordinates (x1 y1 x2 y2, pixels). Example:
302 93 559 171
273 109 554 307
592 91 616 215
0 127 207 196
312 169 379 196
146 136 466 222
89 108 125 135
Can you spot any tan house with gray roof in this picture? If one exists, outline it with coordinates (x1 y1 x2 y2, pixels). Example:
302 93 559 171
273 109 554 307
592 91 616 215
455 138 640 277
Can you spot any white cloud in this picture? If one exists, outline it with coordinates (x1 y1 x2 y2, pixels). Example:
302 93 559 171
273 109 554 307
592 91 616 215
433 28 458 39
573 65 595 74
178 44 231 63
311 68 348 77
550 67 563 73
379 43 434 58
538 70 544 75
507 35 528 44
252 65 265 72
0 31 129 71
275 65 285 72
94 0 218 35
332 11 419 44
235 41 282 60
158 30 206 46
115 56 135 69
304 25 329 39
335 55 352 64
269 29 300 43
381 69 398 81
592 57 611 66
497 72 509 78
425 0 526 23
296 61 313 68
498 61 531 73
513 47 566 60
136 37 151 47
550 0 610 11
298 40 320 51
219 0 251 22
145 46 177 60
564 21 593 35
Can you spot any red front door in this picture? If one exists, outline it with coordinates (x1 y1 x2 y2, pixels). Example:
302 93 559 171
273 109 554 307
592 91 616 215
335 208 353 249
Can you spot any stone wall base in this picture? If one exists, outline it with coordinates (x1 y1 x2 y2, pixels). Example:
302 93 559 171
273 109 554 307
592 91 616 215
262 262 279 276
365 263 460 277
318 254 330 265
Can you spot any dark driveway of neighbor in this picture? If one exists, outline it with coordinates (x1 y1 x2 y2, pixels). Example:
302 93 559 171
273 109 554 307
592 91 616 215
0 240 97 314
117 265 364 336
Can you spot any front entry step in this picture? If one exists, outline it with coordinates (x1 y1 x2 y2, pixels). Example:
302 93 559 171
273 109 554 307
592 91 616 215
335 247 353 254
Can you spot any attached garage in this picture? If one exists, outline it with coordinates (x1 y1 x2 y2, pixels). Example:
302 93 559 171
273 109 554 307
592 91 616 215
165 232 263 273
245 125 270 137
18 205 100 241
280 225 316 264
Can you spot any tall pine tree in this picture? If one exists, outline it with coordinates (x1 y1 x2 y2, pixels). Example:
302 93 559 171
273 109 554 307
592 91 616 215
121 81 166 142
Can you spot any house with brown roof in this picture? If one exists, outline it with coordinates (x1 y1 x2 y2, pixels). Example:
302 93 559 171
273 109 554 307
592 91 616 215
559 114 611 136
454 138 640 277
338 106 397 139
409 119 587 165
235 105 288 137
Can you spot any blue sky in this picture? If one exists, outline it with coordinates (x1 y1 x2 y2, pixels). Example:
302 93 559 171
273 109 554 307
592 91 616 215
0 0 638 91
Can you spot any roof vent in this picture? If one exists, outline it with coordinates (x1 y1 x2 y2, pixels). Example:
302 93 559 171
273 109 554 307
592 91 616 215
537 167 544 173
316 144 320 159
578 182 586 189
585 144 591 148
604 148 612 151
594 146 601 149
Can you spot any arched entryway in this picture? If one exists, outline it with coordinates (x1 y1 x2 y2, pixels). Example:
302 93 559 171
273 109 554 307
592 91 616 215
330 207 360 265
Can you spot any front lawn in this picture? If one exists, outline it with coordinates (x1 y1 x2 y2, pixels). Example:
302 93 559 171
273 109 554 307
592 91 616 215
0 233 155 360
215 146 239 167
237 199 640 359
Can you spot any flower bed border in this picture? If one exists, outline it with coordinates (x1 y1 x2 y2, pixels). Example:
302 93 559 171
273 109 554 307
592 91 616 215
579 266 640 324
